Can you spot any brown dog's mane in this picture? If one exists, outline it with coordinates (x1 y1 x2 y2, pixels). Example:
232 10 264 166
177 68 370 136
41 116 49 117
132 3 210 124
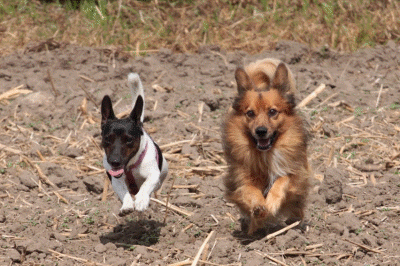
223 105 308 191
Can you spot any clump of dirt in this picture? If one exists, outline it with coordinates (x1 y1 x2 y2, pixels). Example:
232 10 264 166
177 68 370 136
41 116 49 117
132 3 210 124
0 40 399 265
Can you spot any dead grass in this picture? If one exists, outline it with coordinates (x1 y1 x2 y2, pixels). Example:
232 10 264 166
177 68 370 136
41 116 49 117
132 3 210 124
0 0 399 56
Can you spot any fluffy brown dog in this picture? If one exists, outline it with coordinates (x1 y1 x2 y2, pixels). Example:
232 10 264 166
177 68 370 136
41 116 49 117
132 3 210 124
222 58 311 235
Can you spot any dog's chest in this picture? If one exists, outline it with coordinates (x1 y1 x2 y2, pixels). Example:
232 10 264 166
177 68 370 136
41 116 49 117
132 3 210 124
262 150 288 197
125 167 146 195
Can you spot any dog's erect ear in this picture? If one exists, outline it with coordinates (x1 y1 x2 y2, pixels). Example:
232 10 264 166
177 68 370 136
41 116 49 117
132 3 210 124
101 95 116 125
271 63 290 94
272 63 296 108
130 95 144 123
235 68 254 94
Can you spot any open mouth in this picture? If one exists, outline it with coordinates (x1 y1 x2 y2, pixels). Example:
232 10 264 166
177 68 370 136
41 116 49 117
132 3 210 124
108 168 125 178
254 131 278 151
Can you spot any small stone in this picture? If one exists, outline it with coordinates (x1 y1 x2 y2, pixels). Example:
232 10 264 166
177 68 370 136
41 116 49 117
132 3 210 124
319 168 344 204
7 249 21 262
94 243 107 253
82 176 103 194
0 213 6 223
105 242 117 250
18 171 38 189
134 245 147 255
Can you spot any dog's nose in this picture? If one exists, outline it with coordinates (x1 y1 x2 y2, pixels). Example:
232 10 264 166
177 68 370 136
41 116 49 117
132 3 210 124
255 127 268 137
110 159 122 169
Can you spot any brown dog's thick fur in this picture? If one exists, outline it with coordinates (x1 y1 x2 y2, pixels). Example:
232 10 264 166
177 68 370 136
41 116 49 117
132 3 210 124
222 58 311 235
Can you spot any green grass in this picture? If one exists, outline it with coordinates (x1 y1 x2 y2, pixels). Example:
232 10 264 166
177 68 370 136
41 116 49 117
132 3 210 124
0 0 399 56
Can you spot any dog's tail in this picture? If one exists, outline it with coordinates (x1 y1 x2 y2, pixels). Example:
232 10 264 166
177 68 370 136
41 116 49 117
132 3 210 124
128 73 145 122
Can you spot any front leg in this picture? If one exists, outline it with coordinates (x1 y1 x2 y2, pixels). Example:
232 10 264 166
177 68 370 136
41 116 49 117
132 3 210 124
265 175 290 217
111 175 135 216
227 183 268 234
134 172 161 211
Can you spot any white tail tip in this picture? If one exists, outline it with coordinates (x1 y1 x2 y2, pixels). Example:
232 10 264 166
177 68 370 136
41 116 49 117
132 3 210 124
128 73 141 89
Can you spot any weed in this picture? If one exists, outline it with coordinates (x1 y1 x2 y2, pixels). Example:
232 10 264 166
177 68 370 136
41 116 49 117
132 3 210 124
28 218 38 226
390 102 400 110
229 222 235 230
85 216 95 224
310 110 318 116
354 107 363 117
194 230 202 237
17 161 27 168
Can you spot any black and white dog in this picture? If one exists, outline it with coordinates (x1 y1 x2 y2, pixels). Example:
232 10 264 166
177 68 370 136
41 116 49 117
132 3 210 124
101 73 168 216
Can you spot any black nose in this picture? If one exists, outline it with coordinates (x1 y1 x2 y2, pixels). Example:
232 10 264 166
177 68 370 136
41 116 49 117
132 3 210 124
255 127 268 137
109 157 122 168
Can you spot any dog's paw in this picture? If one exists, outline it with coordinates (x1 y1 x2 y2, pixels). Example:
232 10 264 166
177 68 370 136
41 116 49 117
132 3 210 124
119 206 134 217
134 194 150 212
252 205 268 218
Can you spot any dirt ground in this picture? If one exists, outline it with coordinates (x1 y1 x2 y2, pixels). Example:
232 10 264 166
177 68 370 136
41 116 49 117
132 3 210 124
1 41 400 265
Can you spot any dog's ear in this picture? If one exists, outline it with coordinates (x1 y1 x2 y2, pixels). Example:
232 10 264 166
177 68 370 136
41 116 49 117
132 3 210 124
271 63 291 94
130 95 144 123
101 95 116 125
272 63 296 108
235 68 254 94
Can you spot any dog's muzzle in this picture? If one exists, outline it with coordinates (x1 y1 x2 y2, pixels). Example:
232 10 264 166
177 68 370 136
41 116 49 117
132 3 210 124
254 131 278 151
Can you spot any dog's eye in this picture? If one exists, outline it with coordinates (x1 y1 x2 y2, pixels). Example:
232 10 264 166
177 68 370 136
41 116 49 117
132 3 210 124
126 137 134 144
268 108 278 117
104 136 112 144
246 110 255 118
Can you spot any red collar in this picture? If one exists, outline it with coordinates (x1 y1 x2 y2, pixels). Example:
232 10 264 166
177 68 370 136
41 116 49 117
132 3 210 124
129 141 148 170
126 141 148 195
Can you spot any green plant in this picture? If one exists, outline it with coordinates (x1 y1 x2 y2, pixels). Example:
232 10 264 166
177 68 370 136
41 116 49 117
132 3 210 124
229 222 235 230
390 102 400 109
85 216 95 225
354 107 363 117
28 218 38 226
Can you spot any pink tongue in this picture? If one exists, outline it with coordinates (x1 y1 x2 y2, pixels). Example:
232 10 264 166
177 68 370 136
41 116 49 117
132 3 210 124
108 169 124 177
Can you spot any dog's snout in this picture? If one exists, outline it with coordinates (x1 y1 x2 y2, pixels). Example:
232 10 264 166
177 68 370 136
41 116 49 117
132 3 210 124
255 126 268 137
